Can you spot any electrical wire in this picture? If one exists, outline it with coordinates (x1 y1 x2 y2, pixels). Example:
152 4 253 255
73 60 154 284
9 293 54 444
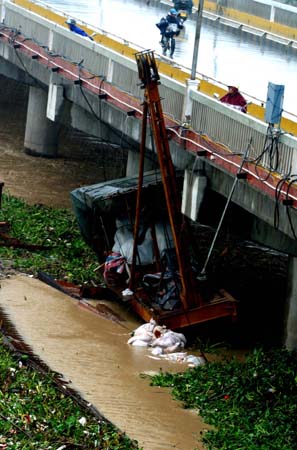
1 24 297 211
248 124 281 182
285 176 297 240
274 176 290 230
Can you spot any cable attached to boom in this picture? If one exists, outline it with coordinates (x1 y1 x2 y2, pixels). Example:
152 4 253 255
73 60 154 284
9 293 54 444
197 138 252 281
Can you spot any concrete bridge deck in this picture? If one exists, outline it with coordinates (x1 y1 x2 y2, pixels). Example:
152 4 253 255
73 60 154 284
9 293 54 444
0 0 297 349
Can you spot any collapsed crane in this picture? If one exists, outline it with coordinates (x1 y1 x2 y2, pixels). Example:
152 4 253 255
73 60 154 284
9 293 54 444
127 50 237 329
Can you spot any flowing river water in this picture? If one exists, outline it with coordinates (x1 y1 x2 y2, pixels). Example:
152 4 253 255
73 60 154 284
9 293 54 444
0 75 288 346
0 76 212 450
0 74 289 449
0 77 127 209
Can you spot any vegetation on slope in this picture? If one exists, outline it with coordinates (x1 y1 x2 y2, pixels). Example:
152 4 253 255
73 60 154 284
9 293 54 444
0 338 140 449
0 193 296 450
0 193 101 284
150 347 297 450
0 193 141 449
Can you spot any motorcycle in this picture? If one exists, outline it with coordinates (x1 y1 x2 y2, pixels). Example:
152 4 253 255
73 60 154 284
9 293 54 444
177 9 188 23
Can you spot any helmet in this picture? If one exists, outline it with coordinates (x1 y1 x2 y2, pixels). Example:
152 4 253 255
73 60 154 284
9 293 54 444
66 18 76 25
169 8 177 15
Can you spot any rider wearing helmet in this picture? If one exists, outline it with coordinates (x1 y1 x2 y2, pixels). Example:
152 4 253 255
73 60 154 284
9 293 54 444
65 18 94 41
156 8 184 58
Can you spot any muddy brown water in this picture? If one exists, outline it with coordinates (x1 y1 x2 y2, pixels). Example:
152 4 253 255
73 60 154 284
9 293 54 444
0 79 210 449
0 78 126 209
0 76 289 448
0 275 209 450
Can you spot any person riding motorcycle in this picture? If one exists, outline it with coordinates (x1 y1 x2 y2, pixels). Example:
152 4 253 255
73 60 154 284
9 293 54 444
156 8 184 58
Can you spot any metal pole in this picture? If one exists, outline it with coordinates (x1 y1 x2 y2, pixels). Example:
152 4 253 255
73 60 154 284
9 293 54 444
197 141 251 280
190 0 205 80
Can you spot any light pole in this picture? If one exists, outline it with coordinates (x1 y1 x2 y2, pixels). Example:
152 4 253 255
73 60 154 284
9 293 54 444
190 0 205 80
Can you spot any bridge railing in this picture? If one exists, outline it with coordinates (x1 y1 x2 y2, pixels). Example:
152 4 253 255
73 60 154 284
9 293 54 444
7 0 297 131
204 0 297 32
190 89 297 176
3 0 297 178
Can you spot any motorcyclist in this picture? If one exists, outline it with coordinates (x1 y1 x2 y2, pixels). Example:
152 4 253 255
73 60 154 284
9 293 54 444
156 8 184 58
65 18 94 41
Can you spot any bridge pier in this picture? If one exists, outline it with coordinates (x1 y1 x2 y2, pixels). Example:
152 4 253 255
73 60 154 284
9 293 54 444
126 150 156 177
182 168 207 221
284 256 297 350
0 0 6 22
24 86 59 158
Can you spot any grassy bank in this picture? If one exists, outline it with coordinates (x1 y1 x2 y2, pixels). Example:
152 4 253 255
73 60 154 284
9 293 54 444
0 193 141 449
0 193 101 284
0 193 296 449
150 347 297 450
0 337 140 449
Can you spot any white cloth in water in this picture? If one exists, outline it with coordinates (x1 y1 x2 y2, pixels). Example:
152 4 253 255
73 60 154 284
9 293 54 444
127 331 154 346
151 330 187 350
112 218 173 265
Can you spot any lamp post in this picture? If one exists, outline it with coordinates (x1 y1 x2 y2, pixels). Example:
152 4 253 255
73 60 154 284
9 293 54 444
190 0 205 80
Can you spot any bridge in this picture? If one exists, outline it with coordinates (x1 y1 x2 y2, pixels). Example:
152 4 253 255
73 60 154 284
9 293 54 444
1 0 297 348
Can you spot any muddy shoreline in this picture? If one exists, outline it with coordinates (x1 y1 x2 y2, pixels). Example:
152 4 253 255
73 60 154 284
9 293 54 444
0 76 288 348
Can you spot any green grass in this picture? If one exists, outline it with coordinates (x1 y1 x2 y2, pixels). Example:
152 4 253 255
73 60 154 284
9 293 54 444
0 338 140 449
0 193 101 284
0 192 141 449
1 193 296 450
150 347 297 450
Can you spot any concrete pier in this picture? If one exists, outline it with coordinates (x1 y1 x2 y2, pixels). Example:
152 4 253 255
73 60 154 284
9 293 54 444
24 86 59 157
284 256 297 350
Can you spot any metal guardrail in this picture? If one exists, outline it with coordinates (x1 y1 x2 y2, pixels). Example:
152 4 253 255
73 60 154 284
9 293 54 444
8 0 297 125
2 0 297 179
190 91 296 177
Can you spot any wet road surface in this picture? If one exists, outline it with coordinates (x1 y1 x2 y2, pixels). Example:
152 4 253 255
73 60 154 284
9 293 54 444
44 0 297 115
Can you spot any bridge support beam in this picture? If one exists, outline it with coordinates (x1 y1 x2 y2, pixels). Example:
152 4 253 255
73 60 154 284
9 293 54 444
284 256 297 350
126 150 155 177
182 168 207 221
24 86 59 158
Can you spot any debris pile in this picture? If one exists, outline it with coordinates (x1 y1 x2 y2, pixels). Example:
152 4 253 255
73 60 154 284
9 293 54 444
127 318 206 367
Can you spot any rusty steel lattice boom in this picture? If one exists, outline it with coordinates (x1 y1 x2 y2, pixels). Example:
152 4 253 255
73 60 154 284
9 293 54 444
128 50 237 329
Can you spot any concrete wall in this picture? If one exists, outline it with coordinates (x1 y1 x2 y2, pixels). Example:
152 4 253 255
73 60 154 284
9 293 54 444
190 90 297 177
208 0 297 23
205 0 297 37
2 1 297 187
2 0 297 347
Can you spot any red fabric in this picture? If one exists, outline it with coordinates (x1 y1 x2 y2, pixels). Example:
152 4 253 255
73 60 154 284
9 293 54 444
103 252 126 285
220 88 247 113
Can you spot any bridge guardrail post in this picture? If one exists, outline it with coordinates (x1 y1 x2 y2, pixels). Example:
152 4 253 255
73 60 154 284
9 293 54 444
182 78 199 126
107 58 114 83
0 0 6 22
